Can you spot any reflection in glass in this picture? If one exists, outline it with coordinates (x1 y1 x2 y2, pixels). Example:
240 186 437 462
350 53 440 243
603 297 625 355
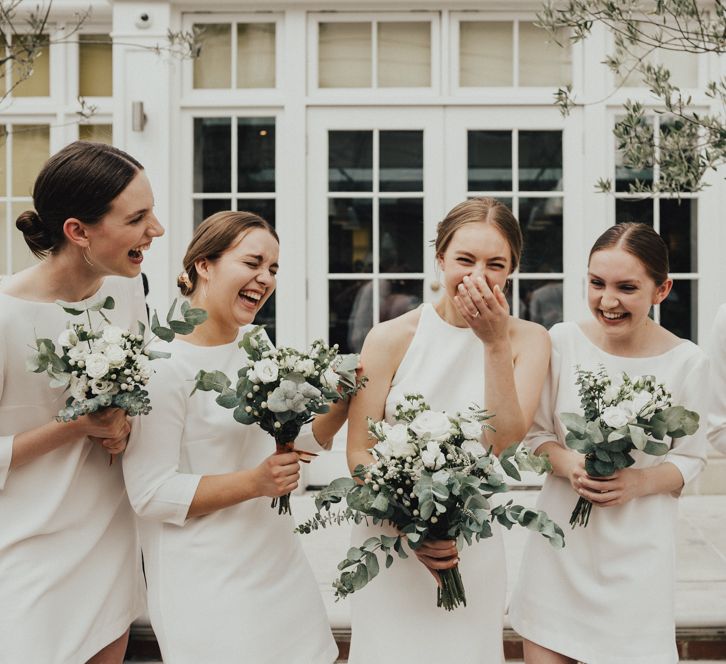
193 24 232 88
238 199 276 226
378 22 431 88
380 131 423 192
379 198 423 273
459 22 513 87
660 199 696 273
660 279 696 341
238 118 275 192
519 131 562 191
194 199 232 228
328 199 373 273
519 279 563 329
329 279 373 353
236 24 276 88
379 279 422 322
518 197 563 272
329 131 372 192
319 23 372 88
79 35 113 96
615 198 654 226
519 23 571 87
468 131 512 191
79 124 112 144
13 125 49 197
194 118 231 193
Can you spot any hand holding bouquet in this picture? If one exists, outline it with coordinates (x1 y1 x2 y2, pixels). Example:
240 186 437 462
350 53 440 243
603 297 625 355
562 365 699 528
193 326 366 514
296 394 565 610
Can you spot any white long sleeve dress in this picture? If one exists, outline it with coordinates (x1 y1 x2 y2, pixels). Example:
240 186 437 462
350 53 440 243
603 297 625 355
509 322 709 664
707 304 726 454
122 329 338 664
0 276 146 664
347 303 507 664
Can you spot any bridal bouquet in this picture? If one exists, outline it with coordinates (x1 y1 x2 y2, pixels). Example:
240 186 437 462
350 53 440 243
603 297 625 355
28 297 207 422
296 394 564 611
193 325 367 515
562 365 699 528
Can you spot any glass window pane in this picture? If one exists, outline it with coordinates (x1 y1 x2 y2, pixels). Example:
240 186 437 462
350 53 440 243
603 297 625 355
11 201 37 272
379 198 423 273
380 131 423 192
459 22 513 87
519 22 571 87
12 35 50 97
13 125 49 197
79 34 112 96
519 197 563 272
193 24 231 89
380 279 422 322
194 199 232 229
519 131 562 191
378 22 430 88
468 131 512 192
79 124 112 144
194 118 231 193
519 279 563 329
329 279 373 353
238 199 276 226
328 198 373 273
319 23 372 88
615 198 654 226
237 118 275 193
329 131 372 192
660 279 696 341
236 23 275 88
660 199 696 273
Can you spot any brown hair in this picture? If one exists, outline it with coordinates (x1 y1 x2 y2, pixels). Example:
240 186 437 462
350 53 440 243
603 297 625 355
177 211 279 296
434 197 522 273
16 141 143 258
589 222 669 286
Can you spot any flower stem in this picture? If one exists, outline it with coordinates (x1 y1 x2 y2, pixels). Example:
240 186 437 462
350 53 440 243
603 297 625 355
270 440 295 515
569 496 593 528
436 565 467 611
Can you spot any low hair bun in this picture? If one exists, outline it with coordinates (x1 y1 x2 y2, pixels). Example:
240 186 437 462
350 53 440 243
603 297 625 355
177 271 194 296
15 210 55 258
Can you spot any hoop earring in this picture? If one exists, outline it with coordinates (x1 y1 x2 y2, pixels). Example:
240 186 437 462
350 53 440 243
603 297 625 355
83 246 94 267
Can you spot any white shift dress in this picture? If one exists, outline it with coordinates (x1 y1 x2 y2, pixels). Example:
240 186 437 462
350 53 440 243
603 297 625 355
348 303 507 664
0 276 146 664
509 322 708 664
122 329 338 664
707 304 726 454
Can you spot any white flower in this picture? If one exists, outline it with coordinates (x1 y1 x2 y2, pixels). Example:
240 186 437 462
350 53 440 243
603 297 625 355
91 338 107 353
283 355 298 371
104 344 126 368
266 379 321 413
84 353 110 379
383 423 415 458
67 345 86 363
102 326 124 345
252 358 279 384
460 419 483 440
321 367 340 391
57 328 78 349
89 378 118 396
602 384 620 405
294 358 315 377
246 368 260 384
632 390 653 417
410 410 452 441
373 440 393 459
601 405 631 429
70 375 89 400
461 439 486 457
421 440 446 470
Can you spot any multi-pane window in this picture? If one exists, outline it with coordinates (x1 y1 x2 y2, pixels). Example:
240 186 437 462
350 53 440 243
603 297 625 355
79 34 113 96
458 20 571 88
8 34 50 97
193 116 277 339
327 130 424 352
467 129 564 329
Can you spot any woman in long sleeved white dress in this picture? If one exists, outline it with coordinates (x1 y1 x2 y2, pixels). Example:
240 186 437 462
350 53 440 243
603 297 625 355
345 198 551 664
707 304 726 454
0 142 164 663
123 211 341 664
509 223 709 664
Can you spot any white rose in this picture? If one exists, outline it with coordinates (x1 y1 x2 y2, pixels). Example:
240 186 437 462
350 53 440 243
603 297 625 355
373 440 393 459
57 328 78 349
102 326 124 345
283 355 298 371
67 345 86 363
104 344 126 367
70 375 89 401
632 390 653 415
461 439 485 457
602 384 620 405
89 378 118 396
250 358 277 384
84 353 110 379
410 411 452 441
321 367 340 391
460 419 483 440
91 339 107 353
294 358 315 377
421 441 446 470
383 423 415 457
601 405 630 429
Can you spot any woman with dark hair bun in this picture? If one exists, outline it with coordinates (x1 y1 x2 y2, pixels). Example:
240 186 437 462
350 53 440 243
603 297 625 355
509 223 709 664
0 141 164 663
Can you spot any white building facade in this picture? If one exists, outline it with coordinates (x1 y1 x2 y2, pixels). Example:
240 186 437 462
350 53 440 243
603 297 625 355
3 0 725 482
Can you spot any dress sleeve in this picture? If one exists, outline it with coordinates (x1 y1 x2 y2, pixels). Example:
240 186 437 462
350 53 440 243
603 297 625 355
663 349 709 486
0 334 11 490
707 305 726 454
522 340 562 453
123 352 202 526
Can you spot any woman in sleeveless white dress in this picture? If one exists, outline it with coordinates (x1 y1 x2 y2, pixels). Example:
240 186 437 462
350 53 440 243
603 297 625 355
509 223 709 664
346 198 552 663
124 212 343 663
0 142 163 663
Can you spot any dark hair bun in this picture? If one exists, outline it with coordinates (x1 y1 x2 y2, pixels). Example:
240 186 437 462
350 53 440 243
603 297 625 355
15 210 55 258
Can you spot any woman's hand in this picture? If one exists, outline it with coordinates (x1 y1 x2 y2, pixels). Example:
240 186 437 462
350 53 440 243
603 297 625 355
454 275 510 346
79 408 131 440
413 539 459 587
575 467 645 508
253 452 301 498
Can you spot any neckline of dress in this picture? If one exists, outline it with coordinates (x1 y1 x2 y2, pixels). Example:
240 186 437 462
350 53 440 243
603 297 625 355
572 321 689 360
424 303 472 333
0 283 108 308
